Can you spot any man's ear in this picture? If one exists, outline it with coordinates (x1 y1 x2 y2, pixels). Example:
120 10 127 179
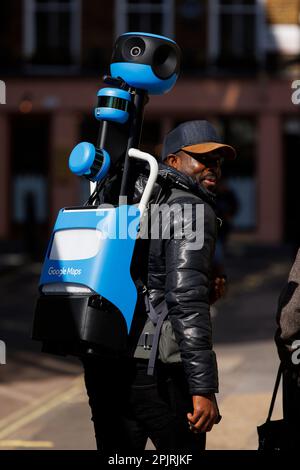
166 154 180 169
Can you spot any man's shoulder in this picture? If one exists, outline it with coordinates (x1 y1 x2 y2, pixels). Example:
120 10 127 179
165 188 215 212
166 187 199 202
163 189 217 234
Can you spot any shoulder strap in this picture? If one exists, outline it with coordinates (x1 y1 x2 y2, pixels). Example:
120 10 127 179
143 294 159 324
136 281 169 376
146 298 168 375
266 363 283 422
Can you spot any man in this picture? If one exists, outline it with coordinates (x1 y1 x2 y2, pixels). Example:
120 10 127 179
82 120 236 452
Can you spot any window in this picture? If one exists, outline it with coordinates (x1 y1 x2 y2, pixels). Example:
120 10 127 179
23 0 81 68
176 0 207 73
115 0 174 38
208 0 265 69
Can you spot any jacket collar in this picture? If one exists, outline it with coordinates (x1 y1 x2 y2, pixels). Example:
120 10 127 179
158 163 216 208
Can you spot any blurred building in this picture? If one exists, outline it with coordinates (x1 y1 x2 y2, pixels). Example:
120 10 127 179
0 0 299 254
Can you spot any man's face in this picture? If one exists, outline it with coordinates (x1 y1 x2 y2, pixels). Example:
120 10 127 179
166 149 223 193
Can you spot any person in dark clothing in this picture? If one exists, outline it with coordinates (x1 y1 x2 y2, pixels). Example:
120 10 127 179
216 179 239 246
82 120 236 452
214 179 239 278
275 248 300 441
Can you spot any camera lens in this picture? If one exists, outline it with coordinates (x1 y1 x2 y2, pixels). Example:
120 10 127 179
122 37 145 61
130 46 142 57
152 44 180 79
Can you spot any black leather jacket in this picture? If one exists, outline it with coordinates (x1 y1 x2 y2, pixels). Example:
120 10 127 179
134 164 219 395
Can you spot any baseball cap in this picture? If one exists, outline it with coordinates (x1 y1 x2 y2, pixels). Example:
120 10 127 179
161 120 236 161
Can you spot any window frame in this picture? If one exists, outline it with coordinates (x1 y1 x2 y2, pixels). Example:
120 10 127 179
207 0 266 65
23 0 81 70
114 0 174 39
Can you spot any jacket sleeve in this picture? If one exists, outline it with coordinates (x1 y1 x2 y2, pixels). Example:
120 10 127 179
164 198 219 395
275 248 300 363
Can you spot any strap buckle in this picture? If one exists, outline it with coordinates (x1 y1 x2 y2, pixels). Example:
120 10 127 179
135 279 148 295
143 332 152 351
142 284 148 295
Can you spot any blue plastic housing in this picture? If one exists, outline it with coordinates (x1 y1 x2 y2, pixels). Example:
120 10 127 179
39 206 140 331
121 32 177 44
69 142 95 176
95 88 131 123
110 62 178 95
69 142 110 182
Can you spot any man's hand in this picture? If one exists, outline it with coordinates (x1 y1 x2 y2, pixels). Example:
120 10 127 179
187 394 219 433
209 276 227 304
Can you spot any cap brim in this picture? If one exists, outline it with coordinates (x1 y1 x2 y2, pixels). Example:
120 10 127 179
182 142 236 160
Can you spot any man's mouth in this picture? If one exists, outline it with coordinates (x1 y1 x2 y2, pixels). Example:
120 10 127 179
204 175 216 182
201 173 217 187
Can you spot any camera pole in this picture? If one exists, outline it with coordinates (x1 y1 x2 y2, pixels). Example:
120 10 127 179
32 32 181 359
120 89 148 201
